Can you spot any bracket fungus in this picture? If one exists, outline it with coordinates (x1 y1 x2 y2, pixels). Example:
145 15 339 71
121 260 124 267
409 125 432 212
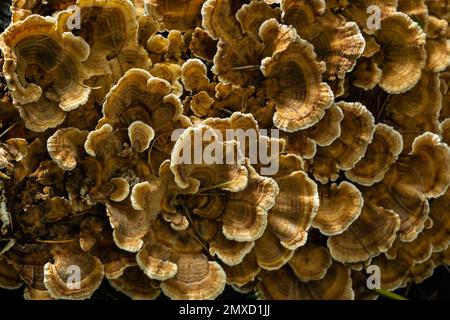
0 0 449 301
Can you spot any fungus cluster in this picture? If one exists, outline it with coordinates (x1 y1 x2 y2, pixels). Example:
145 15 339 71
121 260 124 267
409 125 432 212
0 0 449 300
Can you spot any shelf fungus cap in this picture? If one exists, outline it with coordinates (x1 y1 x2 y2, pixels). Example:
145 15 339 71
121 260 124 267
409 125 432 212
313 181 363 236
84 124 114 158
407 132 450 198
280 0 326 38
130 181 163 211
160 253 226 300
327 201 400 264
260 19 334 132
136 242 179 282
170 125 248 192
0 257 23 290
146 0 206 31
181 58 211 93
307 103 344 147
43 247 104 300
254 229 295 270
370 254 414 290
0 15 91 131
109 177 131 202
47 128 89 171
128 120 155 153
345 123 403 186
269 170 319 250
258 262 354 300
376 12 427 94
108 266 161 300
304 12 366 81
288 243 332 282
222 165 279 242
209 233 255 267
222 251 260 287
311 101 375 183
106 200 160 252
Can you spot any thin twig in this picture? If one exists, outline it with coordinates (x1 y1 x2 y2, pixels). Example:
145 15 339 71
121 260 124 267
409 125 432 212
373 288 408 300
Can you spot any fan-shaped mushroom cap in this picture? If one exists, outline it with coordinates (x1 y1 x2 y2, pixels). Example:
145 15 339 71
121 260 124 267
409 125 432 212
340 0 398 35
210 233 255 266
260 19 334 132
149 63 183 97
222 251 260 287
84 124 117 158
386 233 433 264
268 170 319 250
101 69 182 127
201 112 286 175
375 12 427 94
282 103 343 159
130 180 163 212
288 243 332 282
0 256 23 290
346 123 403 186
147 34 171 59
189 92 216 117
108 177 130 202
258 262 354 300
161 252 226 300
146 0 206 31
57 0 141 75
409 259 435 284
254 229 294 270
79 217 104 252
128 121 155 153
108 266 161 300
181 58 211 93
307 103 344 146
292 10 366 82
280 0 326 37
5 244 53 300
22 266 54 300
311 101 375 183
425 37 450 72
0 15 91 131
92 236 137 280
106 196 161 252
386 72 442 152
201 0 243 41
202 0 281 86
43 246 104 300
375 171 430 243
47 128 88 171
313 181 363 236
136 218 203 280
407 132 450 198
189 27 218 61
221 164 278 242
236 0 282 43
370 254 413 290
0 138 28 172
352 57 383 90
170 125 248 191
327 201 400 263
